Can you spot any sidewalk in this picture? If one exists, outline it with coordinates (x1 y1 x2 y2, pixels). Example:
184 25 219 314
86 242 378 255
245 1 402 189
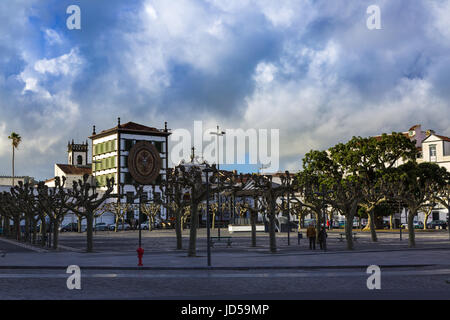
0 246 449 270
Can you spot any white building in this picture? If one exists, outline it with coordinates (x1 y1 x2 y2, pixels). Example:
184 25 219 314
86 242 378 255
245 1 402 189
0 176 35 187
89 119 171 218
45 140 93 188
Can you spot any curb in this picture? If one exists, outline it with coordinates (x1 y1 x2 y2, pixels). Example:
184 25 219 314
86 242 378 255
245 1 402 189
0 237 49 253
0 264 438 271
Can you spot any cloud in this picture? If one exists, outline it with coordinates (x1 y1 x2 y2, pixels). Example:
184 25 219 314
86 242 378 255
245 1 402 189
0 0 450 179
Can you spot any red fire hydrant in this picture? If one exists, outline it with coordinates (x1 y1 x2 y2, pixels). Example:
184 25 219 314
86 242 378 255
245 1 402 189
137 247 144 266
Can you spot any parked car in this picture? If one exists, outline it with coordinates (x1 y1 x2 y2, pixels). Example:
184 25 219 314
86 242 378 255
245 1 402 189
401 222 424 229
60 223 79 232
414 221 424 229
426 220 448 230
109 223 131 231
93 222 109 231
140 222 149 230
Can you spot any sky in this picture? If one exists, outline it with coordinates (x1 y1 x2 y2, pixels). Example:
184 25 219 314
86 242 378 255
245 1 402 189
0 0 449 181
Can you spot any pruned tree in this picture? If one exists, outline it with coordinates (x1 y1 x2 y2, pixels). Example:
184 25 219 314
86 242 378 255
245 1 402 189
66 174 114 252
103 202 131 232
36 177 71 249
384 162 440 248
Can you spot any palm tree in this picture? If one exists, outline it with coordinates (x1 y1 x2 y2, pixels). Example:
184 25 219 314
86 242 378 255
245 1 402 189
8 132 21 186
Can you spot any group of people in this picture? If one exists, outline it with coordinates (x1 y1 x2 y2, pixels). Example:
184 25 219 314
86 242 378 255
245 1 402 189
306 224 327 250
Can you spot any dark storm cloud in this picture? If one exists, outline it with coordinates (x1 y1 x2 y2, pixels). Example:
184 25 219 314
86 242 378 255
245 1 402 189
0 0 449 178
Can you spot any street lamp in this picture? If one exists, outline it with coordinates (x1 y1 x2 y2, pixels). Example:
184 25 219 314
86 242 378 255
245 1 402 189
211 126 226 240
203 166 214 267
280 195 291 246
92 160 102 236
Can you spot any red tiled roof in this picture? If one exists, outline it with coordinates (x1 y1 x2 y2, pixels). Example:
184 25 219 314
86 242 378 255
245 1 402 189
435 134 450 142
56 164 92 175
90 121 170 139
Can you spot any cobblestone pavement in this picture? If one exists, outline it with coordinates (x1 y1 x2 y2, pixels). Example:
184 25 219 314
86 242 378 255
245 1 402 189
53 228 450 254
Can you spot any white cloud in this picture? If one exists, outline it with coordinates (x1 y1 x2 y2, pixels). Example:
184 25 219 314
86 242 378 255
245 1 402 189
34 49 82 76
43 28 63 46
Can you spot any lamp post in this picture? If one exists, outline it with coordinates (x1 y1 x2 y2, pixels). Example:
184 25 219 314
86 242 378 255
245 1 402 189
211 126 225 240
203 166 214 267
280 195 291 246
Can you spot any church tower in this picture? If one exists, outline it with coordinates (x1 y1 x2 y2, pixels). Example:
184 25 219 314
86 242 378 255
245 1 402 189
68 140 89 166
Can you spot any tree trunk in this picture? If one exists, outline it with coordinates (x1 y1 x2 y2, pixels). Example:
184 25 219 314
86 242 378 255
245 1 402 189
40 219 47 247
31 219 37 244
53 220 60 250
407 209 416 248
77 215 82 233
175 208 183 250
14 218 20 241
345 214 354 250
250 212 257 247
423 208 432 230
268 199 277 253
86 213 94 252
188 202 199 257
367 209 378 242
11 146 15 187
115 215 120 232
24 217 30 243
390 214 394 230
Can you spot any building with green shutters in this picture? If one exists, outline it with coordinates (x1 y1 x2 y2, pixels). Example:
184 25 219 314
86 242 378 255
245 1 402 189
89 119 171 209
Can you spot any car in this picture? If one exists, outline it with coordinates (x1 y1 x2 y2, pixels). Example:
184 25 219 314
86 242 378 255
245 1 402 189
140 222 149 230
426 220 448 230
60 222 78 232
401 222 423 229
414 221 424 229
109 223 131 231
93 222 109 231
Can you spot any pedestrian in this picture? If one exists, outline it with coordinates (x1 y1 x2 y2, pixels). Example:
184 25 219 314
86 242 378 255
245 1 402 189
306 223 316 250
318 227 327 250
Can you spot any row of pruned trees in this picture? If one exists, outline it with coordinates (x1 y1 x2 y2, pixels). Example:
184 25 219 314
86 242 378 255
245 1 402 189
0 175 114 252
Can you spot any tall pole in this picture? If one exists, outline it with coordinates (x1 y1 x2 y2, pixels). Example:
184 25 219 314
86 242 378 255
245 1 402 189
287 192 290 246
211 126 225 240
204 168 213 267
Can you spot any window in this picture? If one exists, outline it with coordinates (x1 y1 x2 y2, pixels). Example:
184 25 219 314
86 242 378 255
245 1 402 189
124 140 134 151
154 141 163 153
429 145 437 158
77 155 83 165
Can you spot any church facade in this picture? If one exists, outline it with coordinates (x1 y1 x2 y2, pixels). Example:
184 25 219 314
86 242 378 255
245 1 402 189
89 119 171 203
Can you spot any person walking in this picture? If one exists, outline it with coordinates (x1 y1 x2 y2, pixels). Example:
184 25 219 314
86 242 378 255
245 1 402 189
318 227 327 250
306 224 316 250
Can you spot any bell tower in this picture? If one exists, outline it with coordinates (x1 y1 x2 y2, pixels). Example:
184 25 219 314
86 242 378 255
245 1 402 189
68 140 89 166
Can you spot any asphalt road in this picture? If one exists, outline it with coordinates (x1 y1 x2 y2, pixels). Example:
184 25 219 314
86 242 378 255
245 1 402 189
0 267 449 300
